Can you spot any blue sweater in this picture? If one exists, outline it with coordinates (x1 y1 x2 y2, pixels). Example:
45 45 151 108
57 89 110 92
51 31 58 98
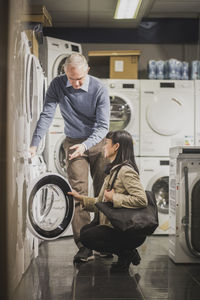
31 74 110 150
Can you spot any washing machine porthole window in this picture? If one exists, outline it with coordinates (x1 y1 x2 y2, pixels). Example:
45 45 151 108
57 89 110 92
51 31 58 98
152 176 169 214
52 54 69 79
57 57 68 76
28 174 74 240
109 95 131 131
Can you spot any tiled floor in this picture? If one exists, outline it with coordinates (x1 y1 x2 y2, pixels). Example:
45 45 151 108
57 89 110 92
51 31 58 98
15 236 200 300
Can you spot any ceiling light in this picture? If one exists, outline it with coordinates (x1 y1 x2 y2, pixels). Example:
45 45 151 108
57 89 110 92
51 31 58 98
114 0 142 19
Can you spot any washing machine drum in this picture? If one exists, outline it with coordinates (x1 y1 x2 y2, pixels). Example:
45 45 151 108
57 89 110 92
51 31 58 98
27 173 74 240
152 176 169 214
109 95 131 131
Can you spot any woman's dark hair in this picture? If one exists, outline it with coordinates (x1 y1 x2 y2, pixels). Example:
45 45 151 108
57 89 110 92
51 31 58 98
105 130 139 174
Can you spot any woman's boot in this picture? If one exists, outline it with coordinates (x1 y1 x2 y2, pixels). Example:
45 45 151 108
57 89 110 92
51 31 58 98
110 249 141 273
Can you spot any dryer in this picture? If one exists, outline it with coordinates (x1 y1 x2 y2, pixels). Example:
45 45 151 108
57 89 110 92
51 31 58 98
195 80 200 146
169 146 200 263
139 157 170 235
101 79 140 156
140 80 195 157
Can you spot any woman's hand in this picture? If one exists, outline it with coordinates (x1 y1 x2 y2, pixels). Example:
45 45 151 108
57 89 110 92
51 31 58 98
104 189 114 202
68 189 84 202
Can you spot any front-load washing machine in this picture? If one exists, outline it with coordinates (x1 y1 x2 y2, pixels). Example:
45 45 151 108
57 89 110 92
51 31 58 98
39 36 82 85
39 36 82 119
44 118 66 177
140 80 195 157
195 80 200 146
139 157 170 235
27 54 47 154
101 79 140 156
169 146 200 263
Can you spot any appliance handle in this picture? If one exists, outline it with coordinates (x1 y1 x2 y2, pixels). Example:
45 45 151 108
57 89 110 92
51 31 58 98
183 166 200 257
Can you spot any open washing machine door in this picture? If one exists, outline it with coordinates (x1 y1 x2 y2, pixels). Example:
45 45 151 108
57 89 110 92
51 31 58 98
27 173 74 240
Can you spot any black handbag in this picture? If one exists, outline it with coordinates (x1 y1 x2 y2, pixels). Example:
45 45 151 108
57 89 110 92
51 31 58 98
95 164 159 235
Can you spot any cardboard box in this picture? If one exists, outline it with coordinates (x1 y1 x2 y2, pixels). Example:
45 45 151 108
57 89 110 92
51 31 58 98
88 50 141 79
22 5 52 27
110 55 139 79
25 30 39 58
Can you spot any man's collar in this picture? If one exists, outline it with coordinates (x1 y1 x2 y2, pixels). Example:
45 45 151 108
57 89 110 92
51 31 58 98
66 75 89 92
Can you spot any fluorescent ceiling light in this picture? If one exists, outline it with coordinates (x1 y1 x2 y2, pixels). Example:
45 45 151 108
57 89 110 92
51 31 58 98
114 0 142 19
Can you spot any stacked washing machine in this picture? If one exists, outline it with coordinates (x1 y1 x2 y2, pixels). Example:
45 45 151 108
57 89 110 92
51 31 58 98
101 79 140 165
139 80 195 235
169 146 200 263
12 31 49 283
40 36 82 176
40 37 82 236
14 33 75 275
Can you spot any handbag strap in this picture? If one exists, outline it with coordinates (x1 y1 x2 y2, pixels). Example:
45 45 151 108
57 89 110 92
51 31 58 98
109 162 134 190
109 165 123 190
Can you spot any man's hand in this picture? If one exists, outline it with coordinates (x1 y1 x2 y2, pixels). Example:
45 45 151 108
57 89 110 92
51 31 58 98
69 144 86 160
29 146 37 157
68 189 84 202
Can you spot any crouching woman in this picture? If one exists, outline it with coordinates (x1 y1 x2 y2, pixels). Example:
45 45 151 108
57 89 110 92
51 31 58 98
68 130 147 272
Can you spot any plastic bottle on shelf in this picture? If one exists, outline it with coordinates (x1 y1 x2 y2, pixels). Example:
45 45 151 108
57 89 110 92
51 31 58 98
148 60 157 79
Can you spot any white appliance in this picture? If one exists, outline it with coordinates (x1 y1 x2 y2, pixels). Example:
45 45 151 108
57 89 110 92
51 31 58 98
195 80 200 145
169 146 200 263
13 32 48 276
39 36 82 122
140 80 195 157
101 79 140 156
39 36 82 85
43 118 74 237
44 118 66 177
139 157 170 235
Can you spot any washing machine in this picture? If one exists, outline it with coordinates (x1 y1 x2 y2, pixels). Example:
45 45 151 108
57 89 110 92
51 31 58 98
169 146 200 263
101 79 140 156
139 157 170 235
140 80 195 157
13 32 40 274
44 118 66 176
39 36 82 118
39 36 82 85
195 80 200 146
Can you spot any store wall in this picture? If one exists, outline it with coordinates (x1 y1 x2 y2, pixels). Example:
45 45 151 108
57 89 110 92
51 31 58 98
7 0 27 297
4 0 37 298
0 0 9 299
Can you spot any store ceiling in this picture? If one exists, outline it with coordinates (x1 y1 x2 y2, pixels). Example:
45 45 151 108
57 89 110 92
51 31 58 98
29 0 200 28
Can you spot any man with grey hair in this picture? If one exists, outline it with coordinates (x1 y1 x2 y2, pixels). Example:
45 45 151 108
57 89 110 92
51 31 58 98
30 53 110 263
